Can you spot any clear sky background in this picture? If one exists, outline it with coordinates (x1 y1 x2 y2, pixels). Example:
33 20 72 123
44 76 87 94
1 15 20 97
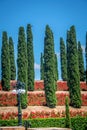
0 0 87 80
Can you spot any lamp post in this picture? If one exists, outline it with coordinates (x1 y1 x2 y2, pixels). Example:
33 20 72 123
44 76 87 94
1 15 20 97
12 81 25 126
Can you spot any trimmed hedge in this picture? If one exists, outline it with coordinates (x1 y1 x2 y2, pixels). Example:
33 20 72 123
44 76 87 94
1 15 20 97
0 117 87 130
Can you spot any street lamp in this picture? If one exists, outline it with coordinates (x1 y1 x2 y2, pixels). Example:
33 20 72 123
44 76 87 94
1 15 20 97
12 80 25 126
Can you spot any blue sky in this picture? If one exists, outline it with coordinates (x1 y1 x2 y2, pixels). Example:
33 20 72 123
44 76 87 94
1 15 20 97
0 0 87 80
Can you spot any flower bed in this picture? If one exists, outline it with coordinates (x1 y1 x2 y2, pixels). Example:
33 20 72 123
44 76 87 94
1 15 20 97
0 91 87 106
0 92 17 106
27 91 46 106
0 108 87 120
0 80 87 91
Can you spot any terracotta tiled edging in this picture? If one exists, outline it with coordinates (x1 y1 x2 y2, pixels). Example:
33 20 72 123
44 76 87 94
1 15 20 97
0 127 25 130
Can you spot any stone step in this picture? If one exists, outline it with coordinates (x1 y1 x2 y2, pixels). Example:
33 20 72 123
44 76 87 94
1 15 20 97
0 127 72 130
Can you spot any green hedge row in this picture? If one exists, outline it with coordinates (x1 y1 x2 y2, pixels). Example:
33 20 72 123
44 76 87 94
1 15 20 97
0 116 87 130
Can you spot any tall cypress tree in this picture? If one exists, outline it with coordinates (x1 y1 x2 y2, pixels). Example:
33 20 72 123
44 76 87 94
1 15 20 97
17 27 27 108
27 24 34 91
55 54 58 81
78 41 85 81
67 26 81 108
40 52 44 80
85 32 87 84
9 37 16 80
44 25 56 108
1 31 10 91
60 37 67 81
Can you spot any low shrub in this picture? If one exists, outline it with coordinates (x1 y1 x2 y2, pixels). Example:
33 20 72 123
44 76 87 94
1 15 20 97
0 116 87 130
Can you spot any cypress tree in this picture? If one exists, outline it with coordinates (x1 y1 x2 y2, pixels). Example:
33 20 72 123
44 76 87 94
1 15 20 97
60 37 67 81
17 27 27 109
44 25 56 108
78 41 85 81
40 52 44 80
55 54 58 81
9 37 16 80
1 31 10 91
65 96 71 128
86 32 87 84
27 24 34 91
54 54 58 91
67 26 81 108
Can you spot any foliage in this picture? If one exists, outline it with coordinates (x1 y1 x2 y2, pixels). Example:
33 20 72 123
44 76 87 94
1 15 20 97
0 117 87 130
60 37 67 81
40 53 44 80
44 25 56 108
78 41 85 81
65 96 71 128
71 116 87 130
0 119 18 126
85 32 87 84
67 26 81 108
55 54 58 81
9 37 16 80
17 26 27 108
27 24 34 91
1 31 10 91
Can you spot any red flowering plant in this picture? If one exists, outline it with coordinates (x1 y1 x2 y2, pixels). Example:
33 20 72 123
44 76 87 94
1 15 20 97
0 91 17 106
0 91 87 106
81 93 87 106
0 82 2 90
34 80 44 90
0 108 87 120
56 92 69 105
57 81 69 91
0 80 87 91
27 91 46 106
80 82 87 91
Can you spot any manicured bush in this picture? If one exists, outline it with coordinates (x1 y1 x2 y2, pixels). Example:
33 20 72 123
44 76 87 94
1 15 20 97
0 119 18 126
0 117 87 130
71 116 87 130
